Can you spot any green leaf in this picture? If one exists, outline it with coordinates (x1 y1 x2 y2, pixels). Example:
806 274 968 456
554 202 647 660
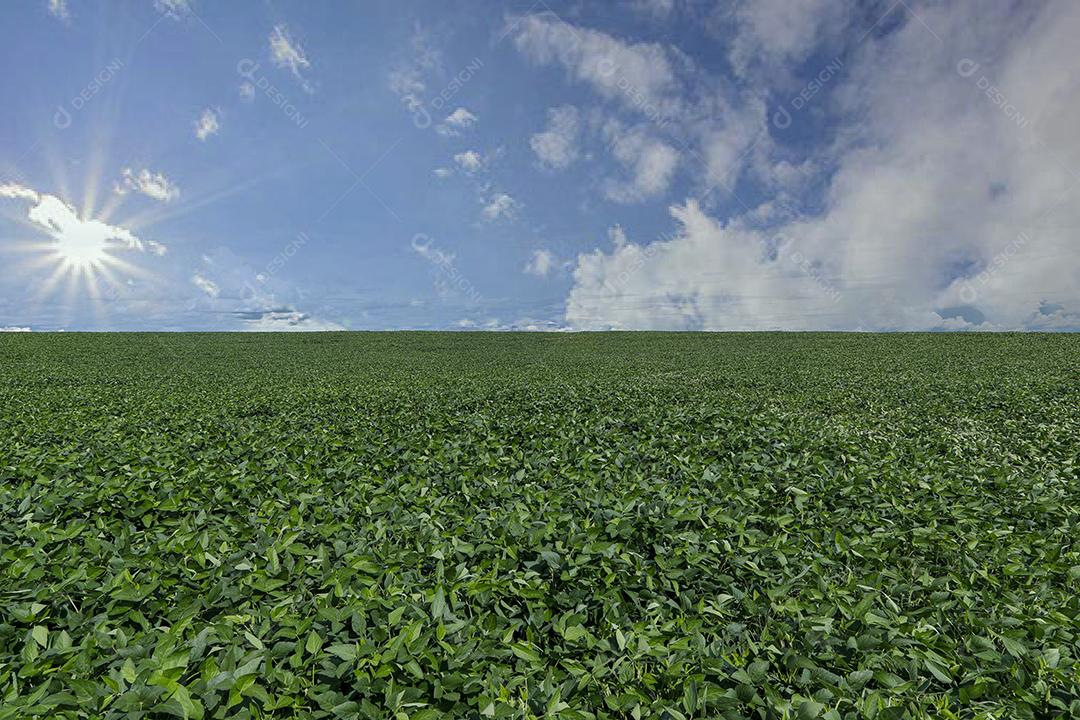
325 643 358 662
510 642 542 665
562 625 587 642
798 699 825 719
431 586 447 620
1000 635 1027 657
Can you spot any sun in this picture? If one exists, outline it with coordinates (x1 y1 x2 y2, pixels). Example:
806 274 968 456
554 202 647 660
53 223 110 270
4 191 151 306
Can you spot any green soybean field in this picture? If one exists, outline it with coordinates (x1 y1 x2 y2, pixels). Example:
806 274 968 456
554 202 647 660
1 332 1078 719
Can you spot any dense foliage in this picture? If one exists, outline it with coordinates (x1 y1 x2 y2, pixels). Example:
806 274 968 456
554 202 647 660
1 332 1078 719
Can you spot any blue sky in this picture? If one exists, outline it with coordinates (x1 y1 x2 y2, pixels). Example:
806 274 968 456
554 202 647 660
1 0 1077 331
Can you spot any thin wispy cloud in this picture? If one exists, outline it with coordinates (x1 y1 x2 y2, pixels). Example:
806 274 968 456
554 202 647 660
154 0 193 19
523 248 556 277
269 24 313 92
191 273 219 297
47 0 69 21
194 108 220 141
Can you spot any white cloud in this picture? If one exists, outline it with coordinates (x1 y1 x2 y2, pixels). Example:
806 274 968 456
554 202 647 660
567 200 835 330
510 12 772 199
602 123 679 203
154 0 193 18
194 108 220 141
388 25 443 110
433 167 453 179
1 182 167 257
481 192 519 222
436 107 478 137
456 317 570 332
0 184 39 201
531 105 580 170
524 249 557 277
269 24 313 92
698 99 768 194
565 0 1080 331
47 0 69 21
115 168 180 202
388 68 425 105
191 273 219 297
1 326 32 332
512 14 678 117
239 309 344 332
727 0 849 79
453 150 484 173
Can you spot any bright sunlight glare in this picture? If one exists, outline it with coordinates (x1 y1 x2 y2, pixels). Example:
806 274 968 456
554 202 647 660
0 183 156 307
53 223 110 269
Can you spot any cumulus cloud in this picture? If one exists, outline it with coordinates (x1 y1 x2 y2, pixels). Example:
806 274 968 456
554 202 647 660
194 108 220 140
114 168 180 202
481 192 519 222
601 122 679 203
531 105 580 170
567 201 835 330
191 273 219 297
565 0 1080 331
432 167 453 179
1 182 167 256
453 150 484 174
524 249 556 277
436 107 478 137
269 24 313 92
1 326 32 332
508 13 780 201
